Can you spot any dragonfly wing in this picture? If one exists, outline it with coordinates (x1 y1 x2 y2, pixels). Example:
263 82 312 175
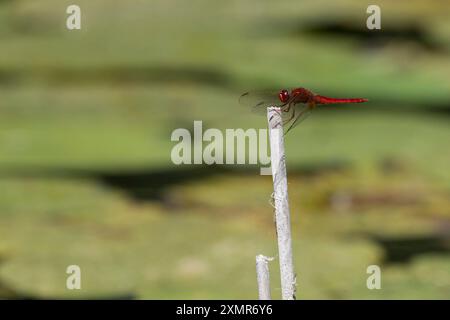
239 90 313 134
239 90 285 115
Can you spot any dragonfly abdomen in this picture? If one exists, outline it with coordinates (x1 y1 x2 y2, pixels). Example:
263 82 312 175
314 95 368 105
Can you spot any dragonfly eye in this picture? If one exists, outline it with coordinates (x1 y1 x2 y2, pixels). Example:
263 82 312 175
278 90 290 103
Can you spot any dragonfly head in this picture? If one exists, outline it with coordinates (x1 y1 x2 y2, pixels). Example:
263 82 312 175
278 89 290 103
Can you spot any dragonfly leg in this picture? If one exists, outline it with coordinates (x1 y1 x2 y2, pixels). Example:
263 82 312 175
269 101 289 124
283 102 297 125
282 101 293 113
283 103 314 135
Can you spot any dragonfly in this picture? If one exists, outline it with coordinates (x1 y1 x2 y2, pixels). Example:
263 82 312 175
239 87 368 134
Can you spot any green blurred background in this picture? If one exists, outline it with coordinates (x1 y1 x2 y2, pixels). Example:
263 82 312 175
0 0 449 299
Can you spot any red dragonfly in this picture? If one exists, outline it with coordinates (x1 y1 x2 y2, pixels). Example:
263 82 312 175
240 87 368 134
